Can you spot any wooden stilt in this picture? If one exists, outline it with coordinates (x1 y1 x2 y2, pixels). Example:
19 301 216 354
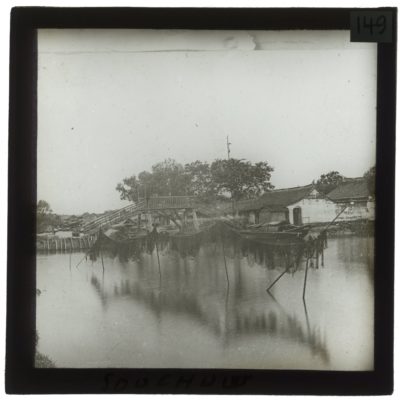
321 245 324 267
266 268 287 292
221 239 230 290
192 209 199 231
303 298 311 333
75 254 86 269
101 250 105 276
303 258 310 301
155 237 161 287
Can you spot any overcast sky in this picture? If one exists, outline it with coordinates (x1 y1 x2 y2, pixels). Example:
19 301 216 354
38 29 377 215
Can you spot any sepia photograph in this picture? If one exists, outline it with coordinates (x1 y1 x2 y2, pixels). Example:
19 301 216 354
34 27 378 372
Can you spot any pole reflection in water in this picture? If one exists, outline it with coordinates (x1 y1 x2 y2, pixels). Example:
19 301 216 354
36 235 374 370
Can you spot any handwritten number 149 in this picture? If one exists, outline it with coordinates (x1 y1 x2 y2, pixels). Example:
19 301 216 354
357 15 386 35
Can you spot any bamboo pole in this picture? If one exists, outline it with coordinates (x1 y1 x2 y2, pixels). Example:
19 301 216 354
221 238 230 290
266 268 288 292
303 298 311 333
101 249 105 276
302 258 310 301
321 244 325 267
267 247 302 292
155 237 161 287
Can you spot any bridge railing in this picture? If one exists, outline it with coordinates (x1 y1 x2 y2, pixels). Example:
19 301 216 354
82 200 146 233
82 196 200 233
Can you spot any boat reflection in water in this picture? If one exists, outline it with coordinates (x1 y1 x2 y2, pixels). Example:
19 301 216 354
36 231 374 370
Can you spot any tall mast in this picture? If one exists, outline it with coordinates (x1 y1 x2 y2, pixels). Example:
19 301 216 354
226 136 231 159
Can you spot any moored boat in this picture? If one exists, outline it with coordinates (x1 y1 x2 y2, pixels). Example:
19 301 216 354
238 221 311 244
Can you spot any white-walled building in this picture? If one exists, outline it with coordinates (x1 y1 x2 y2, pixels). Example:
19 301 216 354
233 185 338 225
327 178 375 221
285 186 339 225
232 180 375 226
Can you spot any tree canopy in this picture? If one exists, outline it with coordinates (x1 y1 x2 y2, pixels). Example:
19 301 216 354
315 171 344 195
116 158 274 202
37 199 52 215
210 159 274 200
36 200 60 233
363 166 375 196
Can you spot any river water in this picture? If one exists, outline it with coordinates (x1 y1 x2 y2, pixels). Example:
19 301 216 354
36 236 374 370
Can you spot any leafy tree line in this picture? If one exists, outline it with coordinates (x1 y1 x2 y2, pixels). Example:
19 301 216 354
117 160 376 204
36 200 61 233
116 158 275 202
315 166 376 196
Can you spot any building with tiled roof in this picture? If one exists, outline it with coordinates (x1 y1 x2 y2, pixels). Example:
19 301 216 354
327 178 374 221
327 177 370 202
230 184 338 225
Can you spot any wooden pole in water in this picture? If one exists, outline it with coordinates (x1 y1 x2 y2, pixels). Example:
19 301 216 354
155 237 161 287
302 257 310 301
321 244 325 267
221 239 230 290
101 249 105 276
266 268 287 292
75 250 89 269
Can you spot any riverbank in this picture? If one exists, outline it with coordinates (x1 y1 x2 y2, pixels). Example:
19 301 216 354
35 330 56 368
35 352 56 368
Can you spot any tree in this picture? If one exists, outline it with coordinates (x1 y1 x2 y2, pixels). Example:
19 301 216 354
184 161 216 199
36 200 57 233
116 175 141 202
37 200 52 216
315 171 344 195
116 159 190 201
210 158 274 200
150 159 189 196
117 157 275 203
364 166 375 196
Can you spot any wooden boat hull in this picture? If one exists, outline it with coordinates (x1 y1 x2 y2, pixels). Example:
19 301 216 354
238 225 311 245
239 231 305 244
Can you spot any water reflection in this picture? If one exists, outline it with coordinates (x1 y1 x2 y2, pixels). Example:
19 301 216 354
89 236 328 364
91 225 306 273
89 267 329 366
36 236 374 370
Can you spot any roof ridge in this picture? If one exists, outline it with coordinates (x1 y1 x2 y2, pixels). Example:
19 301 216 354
266 183 314 193
342 177 365 182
